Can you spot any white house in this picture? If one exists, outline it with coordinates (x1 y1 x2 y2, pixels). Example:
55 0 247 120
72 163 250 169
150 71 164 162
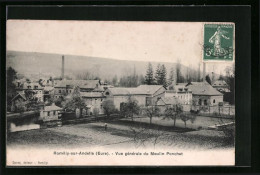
40 103 63 122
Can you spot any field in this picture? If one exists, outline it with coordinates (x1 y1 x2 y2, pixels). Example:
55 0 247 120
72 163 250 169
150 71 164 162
7 115 234 150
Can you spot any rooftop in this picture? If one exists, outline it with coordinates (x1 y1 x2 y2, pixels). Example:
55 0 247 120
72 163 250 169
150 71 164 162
44 103 63 111
186 82 223 96
54 80 100 89
157 97 180 106
212 80 228 87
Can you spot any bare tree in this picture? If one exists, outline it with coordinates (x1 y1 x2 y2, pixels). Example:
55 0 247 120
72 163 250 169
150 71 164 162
145 106 160 125
163 104 183 127
179 113 196 128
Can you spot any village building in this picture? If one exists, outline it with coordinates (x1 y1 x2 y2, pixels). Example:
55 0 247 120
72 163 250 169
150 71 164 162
15 82 44 102
186 81 223 106
10 92 27 112
104 87 147 110
54 80 102 99
212 80 230 93
43 86 55 102
165 83 192 105
40 103 63 122
104 85 166 110
80 91 105 115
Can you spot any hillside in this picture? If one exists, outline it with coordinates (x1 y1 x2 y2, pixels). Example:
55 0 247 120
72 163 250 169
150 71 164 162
6 50 200 81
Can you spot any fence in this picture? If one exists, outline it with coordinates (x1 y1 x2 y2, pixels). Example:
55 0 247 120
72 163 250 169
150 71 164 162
192 105 235 118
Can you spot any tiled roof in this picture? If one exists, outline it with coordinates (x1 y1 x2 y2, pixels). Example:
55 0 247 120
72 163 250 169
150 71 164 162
44 86 54 91
44 103 63 111
107 85 164 96
156 97 180 106
80 92 104 98
54 80 100 89
167 84 192 93
108 87 148 95
187 82 223 96
212 80 228 87
136 85 164 95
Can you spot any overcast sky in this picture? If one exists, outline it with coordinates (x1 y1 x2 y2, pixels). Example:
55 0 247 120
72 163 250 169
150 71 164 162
7 20 233 74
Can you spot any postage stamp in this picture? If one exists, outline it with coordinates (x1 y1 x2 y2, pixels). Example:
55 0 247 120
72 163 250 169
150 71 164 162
203 23 235 62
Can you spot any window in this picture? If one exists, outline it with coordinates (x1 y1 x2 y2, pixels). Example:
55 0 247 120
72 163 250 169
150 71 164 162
199 99 202 105
69 90 71 93
47 112 50 116
53 111 56 115
105 92 110 95
213 99 216 103
34 86 38 89
66 90 68 93
204 100 207 106
59 90 61 93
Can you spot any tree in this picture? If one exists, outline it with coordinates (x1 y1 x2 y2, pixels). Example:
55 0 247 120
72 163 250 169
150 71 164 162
112 75 118 86
102 99 116 117
63 86 85 112
145 63 154 85
176 60 184 83
145 106 160 125
155 64 161 85
120 96 140 121
6 67 17 110
14 99 28 113
160 64 167 87
24 89 41 111
224 65 235 104
168 67 175 85
205 74 212 85
179 113 196 128
164 104 183 127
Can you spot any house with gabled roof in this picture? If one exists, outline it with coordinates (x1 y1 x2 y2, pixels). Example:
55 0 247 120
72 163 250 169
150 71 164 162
104 85 166 110
15 81 44 102
212 80 230 93
186 81 223 106
10 92 27 112
54 80 102 99
156 97 181 112
80 91 105 115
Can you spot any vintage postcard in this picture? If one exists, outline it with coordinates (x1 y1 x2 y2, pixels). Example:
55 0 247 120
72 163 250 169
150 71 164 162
6 20 235 166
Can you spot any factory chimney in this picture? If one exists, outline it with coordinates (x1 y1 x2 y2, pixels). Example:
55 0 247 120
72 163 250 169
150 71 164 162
61 55 65 80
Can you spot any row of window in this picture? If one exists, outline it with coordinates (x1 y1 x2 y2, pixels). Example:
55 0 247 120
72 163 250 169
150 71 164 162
47 111 57 116
58 89 72 93
198 99 216 105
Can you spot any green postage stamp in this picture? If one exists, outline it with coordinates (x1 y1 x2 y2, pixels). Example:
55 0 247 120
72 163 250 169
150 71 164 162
203 23 235 62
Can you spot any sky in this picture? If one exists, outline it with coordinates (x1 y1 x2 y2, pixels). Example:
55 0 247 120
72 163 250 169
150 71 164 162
7 20 234 74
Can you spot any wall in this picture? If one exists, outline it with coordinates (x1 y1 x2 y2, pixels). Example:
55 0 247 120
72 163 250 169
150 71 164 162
40 110 59 121
165 91 192 105
83 97 104 114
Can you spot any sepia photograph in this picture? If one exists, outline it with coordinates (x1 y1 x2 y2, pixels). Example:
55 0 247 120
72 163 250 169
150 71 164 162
6 20 235 166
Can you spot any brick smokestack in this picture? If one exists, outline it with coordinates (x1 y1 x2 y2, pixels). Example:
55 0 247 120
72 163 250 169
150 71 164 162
61 55 65 79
